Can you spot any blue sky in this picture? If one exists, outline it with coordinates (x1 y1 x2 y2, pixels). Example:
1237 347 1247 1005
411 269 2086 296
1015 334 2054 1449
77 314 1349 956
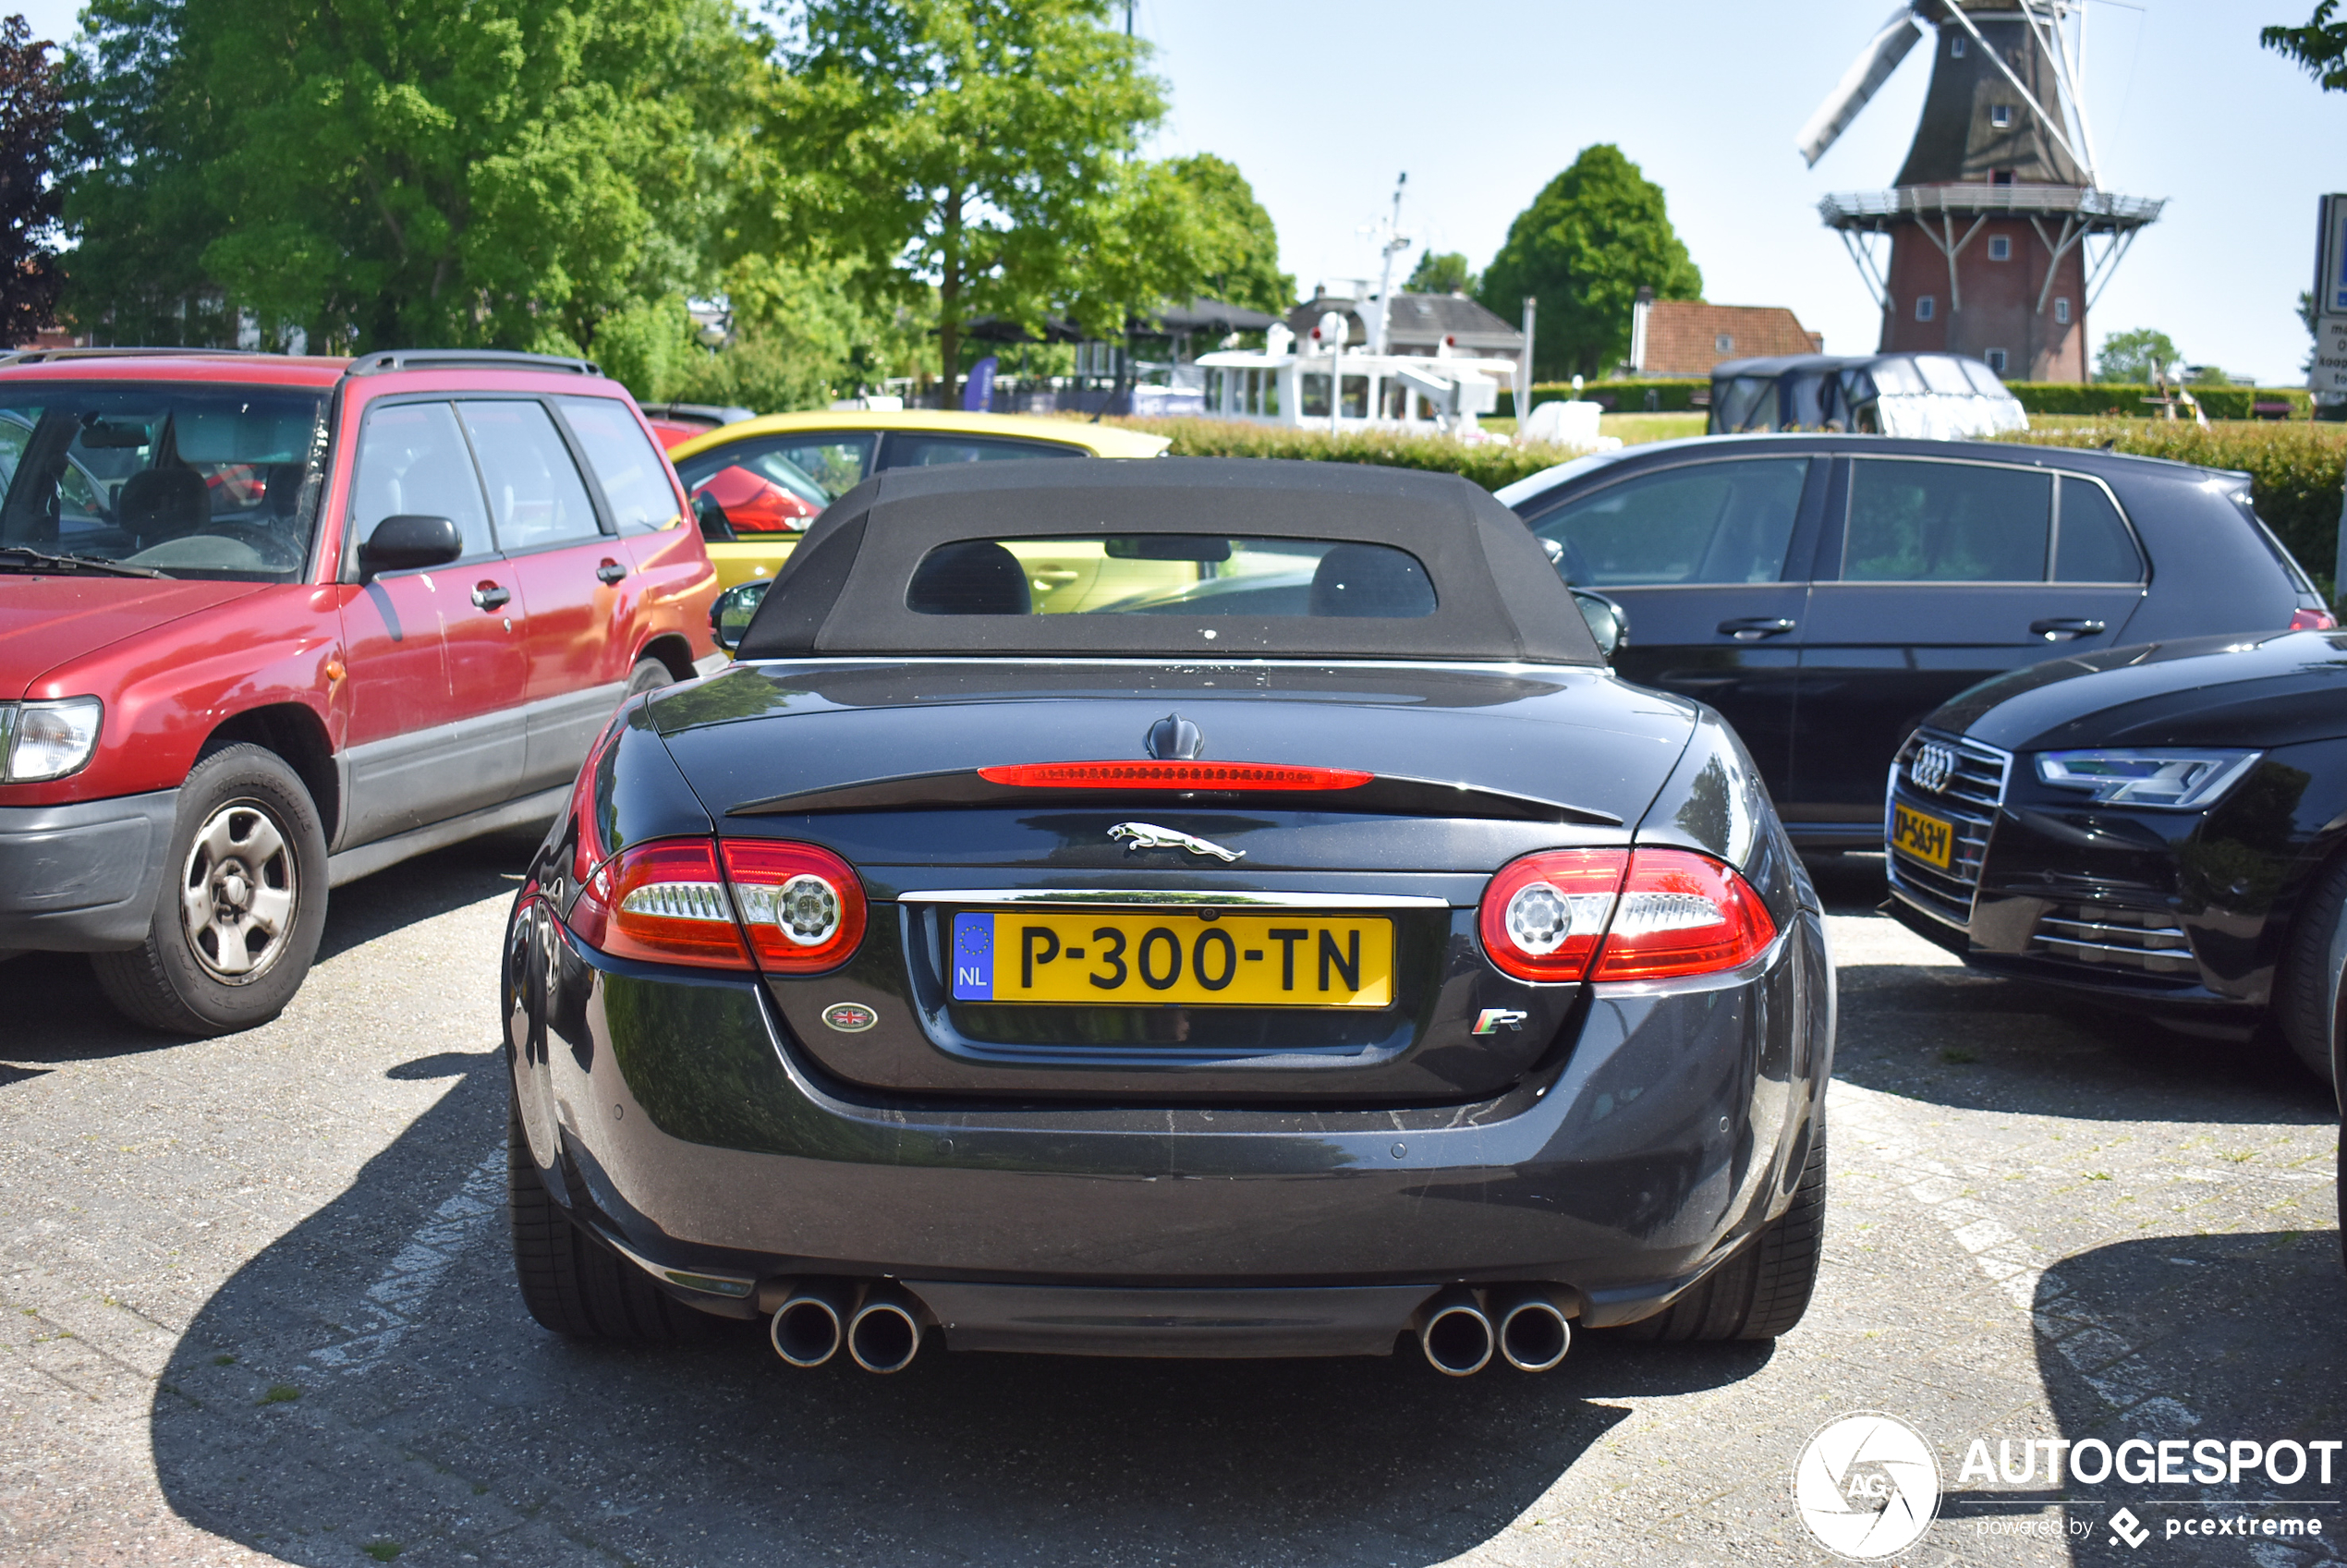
17 1 2341 383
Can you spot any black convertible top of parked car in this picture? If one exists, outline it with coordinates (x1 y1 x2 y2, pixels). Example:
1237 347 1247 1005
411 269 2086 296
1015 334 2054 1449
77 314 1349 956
501 458 1833 1376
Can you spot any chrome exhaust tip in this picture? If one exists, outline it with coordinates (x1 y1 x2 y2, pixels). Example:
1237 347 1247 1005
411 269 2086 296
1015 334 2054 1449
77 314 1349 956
770 1281 850 1367
1494 1287 1573 1373
1414 1287 1494 1377
847 1284 925 1374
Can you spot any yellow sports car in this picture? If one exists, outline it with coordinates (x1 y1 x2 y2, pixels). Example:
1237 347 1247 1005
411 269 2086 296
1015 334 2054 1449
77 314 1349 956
668 410 1171 597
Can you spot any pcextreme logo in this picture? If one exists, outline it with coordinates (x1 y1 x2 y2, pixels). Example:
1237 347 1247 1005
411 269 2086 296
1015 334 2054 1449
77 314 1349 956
1793 1412 1942 1560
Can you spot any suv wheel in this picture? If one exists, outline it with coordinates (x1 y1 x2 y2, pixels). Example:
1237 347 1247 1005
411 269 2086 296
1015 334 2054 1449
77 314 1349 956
2276 854 2347 1086
625 656 672 699
91 743 328 1036
507 1095 713 1342
1615 1120 1827 1342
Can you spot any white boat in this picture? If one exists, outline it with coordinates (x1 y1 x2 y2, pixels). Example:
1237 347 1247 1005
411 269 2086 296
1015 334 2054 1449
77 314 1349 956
1193 318 1518 436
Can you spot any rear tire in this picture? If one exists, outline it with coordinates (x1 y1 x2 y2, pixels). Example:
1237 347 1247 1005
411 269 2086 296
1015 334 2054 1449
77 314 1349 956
2275 855 2347 1086
1618 1120 1827 1343
625 656 672 699
91 743 328 1036
507 1097 711 1343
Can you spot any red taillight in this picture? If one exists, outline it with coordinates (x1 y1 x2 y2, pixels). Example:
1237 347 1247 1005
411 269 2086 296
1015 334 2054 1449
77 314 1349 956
2291 606 2337 631
978 760 1373 791
1478 847 1776 983
571 839 750 969
692 466 817 532
721 840 867 972
565 836 866 974
1478 849 1630 981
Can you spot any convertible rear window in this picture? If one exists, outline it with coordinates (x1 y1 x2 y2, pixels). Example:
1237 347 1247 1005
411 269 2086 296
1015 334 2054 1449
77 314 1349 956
905 535 1435 618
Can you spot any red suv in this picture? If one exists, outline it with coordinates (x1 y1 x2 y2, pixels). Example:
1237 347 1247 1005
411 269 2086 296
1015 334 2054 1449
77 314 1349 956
0 347 720 1033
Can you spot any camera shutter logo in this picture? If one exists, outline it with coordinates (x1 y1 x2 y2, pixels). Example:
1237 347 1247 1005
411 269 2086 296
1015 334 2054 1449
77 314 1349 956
1793 1413 1942 1559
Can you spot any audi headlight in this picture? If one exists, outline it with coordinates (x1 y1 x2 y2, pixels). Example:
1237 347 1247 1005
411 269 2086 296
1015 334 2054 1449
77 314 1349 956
2034 748 2261 810
5 697 103 781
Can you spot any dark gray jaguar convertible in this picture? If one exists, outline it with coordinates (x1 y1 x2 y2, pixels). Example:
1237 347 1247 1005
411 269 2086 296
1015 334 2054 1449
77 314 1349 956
500 459 1834 1377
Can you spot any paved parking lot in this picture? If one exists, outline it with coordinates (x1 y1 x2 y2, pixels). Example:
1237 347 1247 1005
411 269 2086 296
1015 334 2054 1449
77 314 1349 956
2 841 2341 1567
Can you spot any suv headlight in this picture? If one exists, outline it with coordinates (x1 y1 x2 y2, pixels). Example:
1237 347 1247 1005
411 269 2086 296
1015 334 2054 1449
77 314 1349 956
2035 748 2262 810
3 697 104 782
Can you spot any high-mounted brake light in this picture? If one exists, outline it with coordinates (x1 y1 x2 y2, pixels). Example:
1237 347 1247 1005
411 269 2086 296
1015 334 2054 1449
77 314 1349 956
2290 607 2337 632
978 760 1373 791
565 836 867 974
1478 847 1776 983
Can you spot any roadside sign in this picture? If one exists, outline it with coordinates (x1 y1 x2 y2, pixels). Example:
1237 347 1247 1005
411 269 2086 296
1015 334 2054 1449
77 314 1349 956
2323 195 2347 318
2317 317 2347 395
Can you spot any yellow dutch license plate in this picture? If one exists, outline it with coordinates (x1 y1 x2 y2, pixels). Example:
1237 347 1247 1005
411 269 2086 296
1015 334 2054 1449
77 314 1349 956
950 910 1393 1007
1891 802 1955 870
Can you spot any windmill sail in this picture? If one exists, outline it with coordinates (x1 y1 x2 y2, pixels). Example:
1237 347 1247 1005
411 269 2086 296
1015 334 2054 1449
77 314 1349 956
1796 6 1926 168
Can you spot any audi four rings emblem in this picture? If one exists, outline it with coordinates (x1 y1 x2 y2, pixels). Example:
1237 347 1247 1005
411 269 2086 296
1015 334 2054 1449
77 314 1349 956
1909 741 1956 795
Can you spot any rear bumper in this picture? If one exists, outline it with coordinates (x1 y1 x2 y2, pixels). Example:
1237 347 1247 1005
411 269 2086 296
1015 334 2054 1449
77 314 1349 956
506 899 1834 1351
0 789 177 951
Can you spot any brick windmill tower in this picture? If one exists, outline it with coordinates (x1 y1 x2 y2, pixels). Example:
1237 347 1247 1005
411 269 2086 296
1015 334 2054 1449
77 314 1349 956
1797 1 2162 382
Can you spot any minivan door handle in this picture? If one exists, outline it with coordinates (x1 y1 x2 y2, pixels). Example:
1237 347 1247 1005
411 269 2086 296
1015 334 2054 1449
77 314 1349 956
2030 617 2106 640
596 559 627 585
1718 617 1796 640
470 582 512 611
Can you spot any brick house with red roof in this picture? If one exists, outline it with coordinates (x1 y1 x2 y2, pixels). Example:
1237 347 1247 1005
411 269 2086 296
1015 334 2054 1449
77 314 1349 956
1630 299 1823 377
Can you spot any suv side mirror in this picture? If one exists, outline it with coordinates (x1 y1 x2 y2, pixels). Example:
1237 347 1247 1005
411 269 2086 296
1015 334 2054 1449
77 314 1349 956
359 515 463 577
711 578 771 656
1571 588 1629 661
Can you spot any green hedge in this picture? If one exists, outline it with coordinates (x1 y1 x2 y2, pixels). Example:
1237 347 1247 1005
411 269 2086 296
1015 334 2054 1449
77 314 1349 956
1109 418 1578 489
1996 420 2347 596
2007 383 2315 420
1493 380 1709 420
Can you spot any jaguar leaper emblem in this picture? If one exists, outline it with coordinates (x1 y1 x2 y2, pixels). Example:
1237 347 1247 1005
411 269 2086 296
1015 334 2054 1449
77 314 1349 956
1107 821 1244 862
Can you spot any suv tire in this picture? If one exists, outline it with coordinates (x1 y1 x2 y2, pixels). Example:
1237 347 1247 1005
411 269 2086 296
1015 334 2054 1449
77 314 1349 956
91 743 328 1036
625 656 672 699
1615 1120 1827 1342
2276 854 2347 1086
507 1096 713 1343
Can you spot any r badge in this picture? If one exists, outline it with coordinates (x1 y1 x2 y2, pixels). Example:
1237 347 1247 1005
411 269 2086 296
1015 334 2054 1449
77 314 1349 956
821 1002 879 1033
1472 1008 1529 1035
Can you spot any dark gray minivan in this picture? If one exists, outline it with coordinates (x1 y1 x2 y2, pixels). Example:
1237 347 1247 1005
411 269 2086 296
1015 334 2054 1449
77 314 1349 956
1498 435 2331 850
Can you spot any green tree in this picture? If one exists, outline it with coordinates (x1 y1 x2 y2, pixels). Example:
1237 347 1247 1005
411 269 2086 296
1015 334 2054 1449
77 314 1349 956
1405 250 1477 296
2264 2 2347 90
771 0 1164 403
1478 145 1699 381
61 0 748 350
0 14 64 346
1154 153 1291 316
2095 327 2182 383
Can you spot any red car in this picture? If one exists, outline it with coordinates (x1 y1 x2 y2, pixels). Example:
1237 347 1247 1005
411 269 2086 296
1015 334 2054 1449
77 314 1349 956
0 347 720 1033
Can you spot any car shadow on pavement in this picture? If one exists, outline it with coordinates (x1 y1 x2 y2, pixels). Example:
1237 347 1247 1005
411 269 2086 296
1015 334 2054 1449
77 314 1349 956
147 1050 1772 1567
0 827 542 1065
2025 1227 2347 1565
1808 855 2338 1127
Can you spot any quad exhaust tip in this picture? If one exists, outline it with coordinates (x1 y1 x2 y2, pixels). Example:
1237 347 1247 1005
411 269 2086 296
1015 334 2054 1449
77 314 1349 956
770 1282 850 1367
1417 1286 1573 1376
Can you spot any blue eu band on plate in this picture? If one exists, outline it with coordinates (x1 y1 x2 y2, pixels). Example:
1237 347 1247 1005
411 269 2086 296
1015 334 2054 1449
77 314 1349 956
950 910 1394 1007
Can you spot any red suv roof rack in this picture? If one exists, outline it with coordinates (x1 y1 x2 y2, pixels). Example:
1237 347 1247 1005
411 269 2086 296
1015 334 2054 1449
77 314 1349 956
347 348 601 377
0 346 268 367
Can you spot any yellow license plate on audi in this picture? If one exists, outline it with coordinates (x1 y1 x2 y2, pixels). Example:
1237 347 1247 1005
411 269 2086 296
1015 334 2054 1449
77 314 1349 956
950 910 1393 1006
1891 802 1955 870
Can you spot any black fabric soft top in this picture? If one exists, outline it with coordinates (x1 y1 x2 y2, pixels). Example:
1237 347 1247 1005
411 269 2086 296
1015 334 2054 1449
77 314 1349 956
734 457 1600 664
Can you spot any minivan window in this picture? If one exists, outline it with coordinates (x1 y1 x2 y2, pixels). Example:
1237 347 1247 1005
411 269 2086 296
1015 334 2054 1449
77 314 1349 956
456 401 602 551
2054 477 2144 583
350 402 495 562
1526 458 1808 587
556 397 677 535
1844 460 2049 582
0 385 328 582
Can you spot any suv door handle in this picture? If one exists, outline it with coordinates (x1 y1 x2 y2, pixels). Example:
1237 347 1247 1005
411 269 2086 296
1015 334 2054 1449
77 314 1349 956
470 582 512 611
1718 617 1796 640
596 559 627 585
2031 617 2106 640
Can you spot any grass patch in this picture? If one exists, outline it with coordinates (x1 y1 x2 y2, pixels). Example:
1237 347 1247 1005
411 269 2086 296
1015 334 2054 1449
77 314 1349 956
1938 1047 1979 1064
362 1542 403 1562
259 1383 301 1404
211 1354 235 1367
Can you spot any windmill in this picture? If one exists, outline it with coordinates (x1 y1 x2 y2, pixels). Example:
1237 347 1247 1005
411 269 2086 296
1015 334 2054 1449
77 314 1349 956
1796 1 2162 382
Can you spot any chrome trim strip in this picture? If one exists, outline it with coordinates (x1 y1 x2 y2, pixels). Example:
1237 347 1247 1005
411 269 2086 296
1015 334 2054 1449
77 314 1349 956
1588 926 1794 998
600 1231 756 1298
894 888 1454 909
